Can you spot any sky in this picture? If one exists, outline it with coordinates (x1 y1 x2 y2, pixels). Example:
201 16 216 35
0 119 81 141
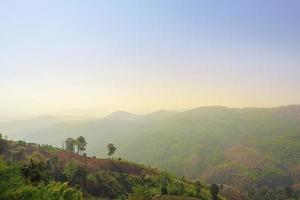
0 0 300 117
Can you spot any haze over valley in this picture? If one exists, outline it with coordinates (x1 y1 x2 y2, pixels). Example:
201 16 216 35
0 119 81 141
1 1 300 199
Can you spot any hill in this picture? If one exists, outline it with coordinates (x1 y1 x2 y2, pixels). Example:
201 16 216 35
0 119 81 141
2 105 300 199
0 138 224 200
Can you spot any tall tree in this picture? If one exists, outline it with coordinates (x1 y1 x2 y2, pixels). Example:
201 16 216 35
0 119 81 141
65 138 75 153
107 143 116 157
75 136 87 155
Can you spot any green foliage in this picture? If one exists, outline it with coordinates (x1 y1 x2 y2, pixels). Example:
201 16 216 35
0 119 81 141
195 180 202 196
65 137 75 153
84 169 216 200
64 136 87 155
40 144 61 152
109 106 300 179
64 160 86 186
107 143 117 157
3 107 300 200
160 173 169 195
22 152 52 184
0 138 221 200
0 156 6 170
64 160 78 181
0 156 83 200
75 136 87 155
128 185 152 200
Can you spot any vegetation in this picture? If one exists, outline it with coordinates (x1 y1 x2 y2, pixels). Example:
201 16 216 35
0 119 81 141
247 186 300 200
0 156 83 200
75 136 87 155
107 143 117 157
210 184 219 200
2 105 300 199
0 137 222 200
65 137 76 153
65 136 87 156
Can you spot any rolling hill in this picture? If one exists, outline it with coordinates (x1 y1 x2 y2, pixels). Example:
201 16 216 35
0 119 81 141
0 138 222 200
1 105 300 199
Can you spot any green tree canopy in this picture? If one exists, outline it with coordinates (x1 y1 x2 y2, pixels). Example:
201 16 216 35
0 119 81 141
65 138 75 153
107 143 117 157
75 136 87 155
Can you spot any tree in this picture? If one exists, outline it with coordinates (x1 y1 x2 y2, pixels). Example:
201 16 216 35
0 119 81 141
64 160 79 184
75 136 87 155
107 143 116 157
210 184 219 200
65 138 75 153
21 152 51 184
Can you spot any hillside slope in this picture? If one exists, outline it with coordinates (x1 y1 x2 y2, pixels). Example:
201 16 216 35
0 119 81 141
0 138 223 200
2 105 300 199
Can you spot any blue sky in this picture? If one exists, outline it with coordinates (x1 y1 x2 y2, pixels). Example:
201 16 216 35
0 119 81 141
0 0 300 117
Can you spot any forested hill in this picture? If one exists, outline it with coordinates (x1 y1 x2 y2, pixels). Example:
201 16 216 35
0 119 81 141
0 138 225 200
2 105 300 199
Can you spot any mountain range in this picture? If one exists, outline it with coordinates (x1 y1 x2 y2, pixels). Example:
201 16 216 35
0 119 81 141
1 105 300 197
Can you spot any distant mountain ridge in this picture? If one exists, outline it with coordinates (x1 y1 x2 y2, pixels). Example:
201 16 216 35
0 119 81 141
103 110 179 121
1 105 300 199
2 104 300 153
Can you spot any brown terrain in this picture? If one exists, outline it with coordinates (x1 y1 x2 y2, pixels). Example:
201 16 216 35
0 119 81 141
0 139 157 176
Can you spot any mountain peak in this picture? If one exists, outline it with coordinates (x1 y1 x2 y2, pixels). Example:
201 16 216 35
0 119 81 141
103 111 138 121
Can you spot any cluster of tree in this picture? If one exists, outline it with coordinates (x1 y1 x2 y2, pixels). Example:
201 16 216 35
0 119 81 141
64 136 118 158
60 158 219 200
157 174 221 200
126 173 222 200
0 153 83 200
21 152 53 184
1 137 221 200
64 136 87 155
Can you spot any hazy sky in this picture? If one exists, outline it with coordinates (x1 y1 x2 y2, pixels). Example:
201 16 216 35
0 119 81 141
1 0 300 117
